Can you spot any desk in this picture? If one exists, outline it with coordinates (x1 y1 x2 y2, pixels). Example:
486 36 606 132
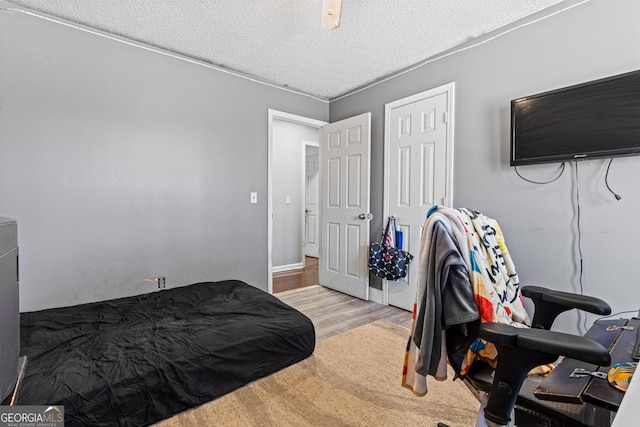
532 318 638 425
466 319 637 426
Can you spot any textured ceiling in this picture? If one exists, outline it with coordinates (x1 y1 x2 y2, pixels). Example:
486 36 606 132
4 0 568 100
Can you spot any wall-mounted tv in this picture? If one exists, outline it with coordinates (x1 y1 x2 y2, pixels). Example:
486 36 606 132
511 70 640 166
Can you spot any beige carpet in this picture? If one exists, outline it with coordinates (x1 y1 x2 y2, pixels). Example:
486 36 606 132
156 320 480 427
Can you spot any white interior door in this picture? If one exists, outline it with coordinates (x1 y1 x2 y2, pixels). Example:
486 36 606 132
319 113 371 300
304 146 319 258
385 84 455 311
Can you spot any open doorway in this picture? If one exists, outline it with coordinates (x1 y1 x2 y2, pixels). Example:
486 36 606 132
273 142 320 294
303 142 319 258
267 110 327 294
272 256 319 294
268 110 372 299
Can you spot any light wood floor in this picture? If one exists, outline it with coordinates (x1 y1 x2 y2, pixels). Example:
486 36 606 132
276 285 412 341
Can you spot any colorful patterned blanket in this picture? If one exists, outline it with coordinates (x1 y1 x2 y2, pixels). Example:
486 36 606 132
453 207 530 374
402 207 532 396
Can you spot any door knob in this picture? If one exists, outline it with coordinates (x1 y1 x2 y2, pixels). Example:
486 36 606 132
358 213 373 220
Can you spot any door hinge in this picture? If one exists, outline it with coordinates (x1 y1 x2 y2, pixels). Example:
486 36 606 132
443 112 448 124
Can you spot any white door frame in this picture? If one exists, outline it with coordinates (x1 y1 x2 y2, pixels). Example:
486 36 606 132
268 109 327 294
302 141 320 259
382 83 456 305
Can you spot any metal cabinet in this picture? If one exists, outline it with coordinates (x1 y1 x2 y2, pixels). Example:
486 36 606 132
0 217 19 402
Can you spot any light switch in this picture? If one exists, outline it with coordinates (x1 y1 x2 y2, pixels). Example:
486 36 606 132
285 196 291 205
250 192 257 204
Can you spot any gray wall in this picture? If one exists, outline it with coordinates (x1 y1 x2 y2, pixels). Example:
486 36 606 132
272 119 319 268
330 0 640 334
3 0 639 333
0 5 328 311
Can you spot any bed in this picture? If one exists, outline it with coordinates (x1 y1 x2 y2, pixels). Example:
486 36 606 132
18 280 315 426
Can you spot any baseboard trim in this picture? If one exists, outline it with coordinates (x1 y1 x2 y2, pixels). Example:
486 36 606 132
272 262 304 273
369 286 385 304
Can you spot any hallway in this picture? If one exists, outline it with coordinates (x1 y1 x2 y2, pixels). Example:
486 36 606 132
273 256 318 294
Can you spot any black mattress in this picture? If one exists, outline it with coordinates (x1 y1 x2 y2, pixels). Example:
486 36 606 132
18 280 315 426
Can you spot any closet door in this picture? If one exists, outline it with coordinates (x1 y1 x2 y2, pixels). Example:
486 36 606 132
385 85 454 311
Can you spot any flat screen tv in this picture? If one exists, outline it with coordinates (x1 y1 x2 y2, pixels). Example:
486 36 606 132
511 70 640 166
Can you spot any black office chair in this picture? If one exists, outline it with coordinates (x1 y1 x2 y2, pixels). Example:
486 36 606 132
409 206 614 427
451 286 612 427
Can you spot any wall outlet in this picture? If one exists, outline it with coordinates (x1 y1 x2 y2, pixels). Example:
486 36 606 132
157 277 166 289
